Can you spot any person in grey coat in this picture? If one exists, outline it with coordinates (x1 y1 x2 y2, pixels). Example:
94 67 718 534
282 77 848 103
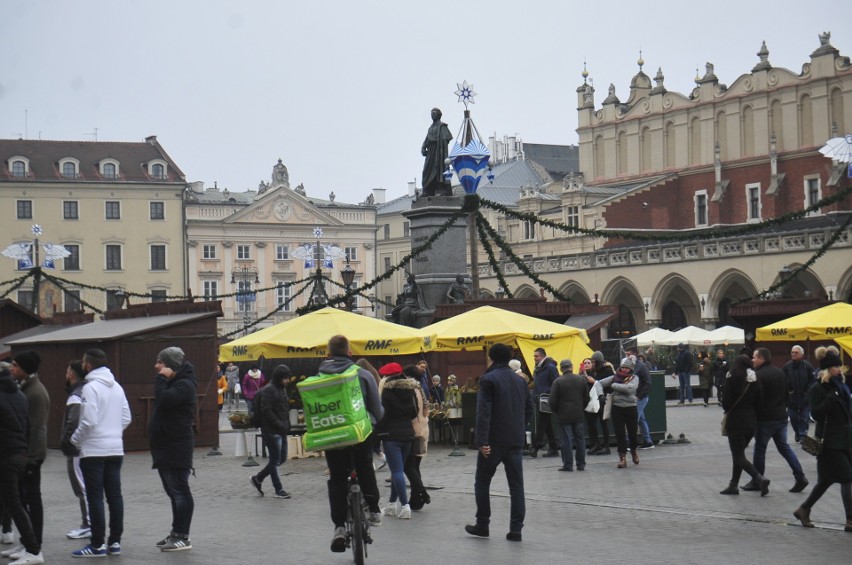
549 359 590 472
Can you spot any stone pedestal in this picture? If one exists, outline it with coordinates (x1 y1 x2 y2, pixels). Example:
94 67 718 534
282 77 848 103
402 196 471 327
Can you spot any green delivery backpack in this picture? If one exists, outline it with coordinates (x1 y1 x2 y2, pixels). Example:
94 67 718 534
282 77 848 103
297 364 373 452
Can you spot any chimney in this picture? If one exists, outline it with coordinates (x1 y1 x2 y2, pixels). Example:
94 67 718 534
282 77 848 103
145 135 158 144
372 187 386 204
189 180 204 193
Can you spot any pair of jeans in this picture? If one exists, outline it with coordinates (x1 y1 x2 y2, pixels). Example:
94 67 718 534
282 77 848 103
678 372 693 402
753 419 805 481
0 454 39 555
610 405 638 455
787 404 811 440
80 456 124 547
324 439 381 528
19 459 42 545
557 421 586 469
636 395 651 444
382 439 412 505
157 468 194 537
256 433 287 492
474 445 525 534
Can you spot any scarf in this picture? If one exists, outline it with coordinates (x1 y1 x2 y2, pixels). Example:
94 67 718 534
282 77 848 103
830 375 851 408
614 367 634 384
248 369 261 379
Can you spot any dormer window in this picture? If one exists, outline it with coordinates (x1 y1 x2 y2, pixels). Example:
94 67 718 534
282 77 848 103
99 159 120 179
8 157 29 177
59 157 80 179
148 159 167 180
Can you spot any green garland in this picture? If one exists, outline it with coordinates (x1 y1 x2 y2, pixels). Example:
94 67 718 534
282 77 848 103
477 211 569 302
222 275 317 338
0 272 33 300
39 270 105 314
475 215 513 298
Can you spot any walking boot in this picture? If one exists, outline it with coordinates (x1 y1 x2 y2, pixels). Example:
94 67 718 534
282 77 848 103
631 449 639 465
740 479 760 492
617 454 627 469
588 444 601 455
719 483 739 495
757 476 771 497
844 518 852 532
793 506 814 528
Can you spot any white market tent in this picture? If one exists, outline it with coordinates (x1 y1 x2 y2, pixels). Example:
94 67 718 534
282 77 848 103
708 325 745 345
659 326 713 347
631 327 675 347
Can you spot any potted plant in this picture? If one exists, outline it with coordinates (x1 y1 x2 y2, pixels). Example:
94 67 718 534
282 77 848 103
228 411 251 430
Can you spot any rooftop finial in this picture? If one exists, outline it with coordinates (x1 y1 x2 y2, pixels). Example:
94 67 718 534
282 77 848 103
582 60 589 82
637 49 644 71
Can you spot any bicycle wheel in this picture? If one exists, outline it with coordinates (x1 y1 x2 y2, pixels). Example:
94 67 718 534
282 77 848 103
349 486 365 565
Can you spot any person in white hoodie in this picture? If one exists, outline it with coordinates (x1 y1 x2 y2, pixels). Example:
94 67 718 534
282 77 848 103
70 349 131 558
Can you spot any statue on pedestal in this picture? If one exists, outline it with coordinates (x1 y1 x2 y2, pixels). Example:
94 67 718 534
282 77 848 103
446 275 469 304
420 108 453 197
391 273 426 327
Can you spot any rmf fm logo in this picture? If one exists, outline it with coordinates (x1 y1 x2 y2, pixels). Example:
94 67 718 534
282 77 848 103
231 345 248 357
826 327 851 335
456 335 485 345
365 339 393 350
771 329 788 337
532 334 554 340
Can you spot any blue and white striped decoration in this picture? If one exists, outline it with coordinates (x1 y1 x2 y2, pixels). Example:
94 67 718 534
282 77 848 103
449 139 491 194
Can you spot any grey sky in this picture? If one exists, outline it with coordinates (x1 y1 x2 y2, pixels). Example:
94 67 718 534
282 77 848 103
1 0 848 204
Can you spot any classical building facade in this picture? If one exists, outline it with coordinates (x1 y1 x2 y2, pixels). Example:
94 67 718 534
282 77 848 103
0 136 186 315
184 160 378 336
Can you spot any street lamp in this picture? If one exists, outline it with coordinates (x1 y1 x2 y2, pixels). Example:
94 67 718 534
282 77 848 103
231 265 260 336
340 257 356 312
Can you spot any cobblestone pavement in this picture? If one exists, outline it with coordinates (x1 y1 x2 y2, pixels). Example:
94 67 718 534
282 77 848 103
33 402 849 564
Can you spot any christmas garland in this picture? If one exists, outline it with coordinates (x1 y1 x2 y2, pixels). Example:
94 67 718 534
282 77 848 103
222 275 317 338
39 270 106 314
475 214 513 298
0 273 33 300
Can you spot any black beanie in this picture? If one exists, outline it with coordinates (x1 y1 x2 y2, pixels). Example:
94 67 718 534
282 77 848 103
13 350 41 375
819 350 843 370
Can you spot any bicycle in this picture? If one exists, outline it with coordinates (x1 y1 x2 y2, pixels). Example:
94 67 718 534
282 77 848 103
345 470 372 565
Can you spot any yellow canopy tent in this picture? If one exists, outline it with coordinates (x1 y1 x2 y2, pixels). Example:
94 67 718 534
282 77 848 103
219 307 434 362
835 335 852 359
420 305 593 373
755 302 852 342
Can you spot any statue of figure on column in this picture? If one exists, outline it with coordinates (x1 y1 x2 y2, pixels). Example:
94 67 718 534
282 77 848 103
392 272 426 327
446 275 469 304
420 108 453 197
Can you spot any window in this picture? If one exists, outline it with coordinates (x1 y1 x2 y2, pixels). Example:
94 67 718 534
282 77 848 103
383 224 390 239
746 183 761 221
62 162 77 178
105 201 121 220
63 201 79 220
106 290 124 311
151 163 165 179
403 221 410 237
63 244 80 270
383 256 391 273
345 247 357 261
102 162 117 179
105 245 122 270
804 176 821 213
64 290 81 312
149 202 165 220
151 290 167 303
275 244 289 260
237 245 251 260
16 200 32 219
17 291 33 311
150 245 166 270
276 283 292 311
202 244 217 259
202 280 219 300
566 206 580 229
695 191 708 226
11 160 26 177
523 219 535 240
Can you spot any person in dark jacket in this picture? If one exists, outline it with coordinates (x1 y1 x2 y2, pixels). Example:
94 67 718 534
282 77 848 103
0 362 42 564
61 360 91 540
675 343 693 404
746 348 808 493
376 363 419 520
784 345 817 442
465 343 532 542
587 351 614 455
720 354 770 496
712 349 729 406
549 359 590 472
529 348 559 458
793 347 852 532
150 347 196 552
250 365 292 500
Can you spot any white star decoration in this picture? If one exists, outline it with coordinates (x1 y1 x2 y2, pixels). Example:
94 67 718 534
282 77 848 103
31 224 43 236
455 81 477 109
313 227 323 238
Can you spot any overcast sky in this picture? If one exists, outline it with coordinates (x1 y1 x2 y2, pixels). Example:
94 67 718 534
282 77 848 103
1 1 849 204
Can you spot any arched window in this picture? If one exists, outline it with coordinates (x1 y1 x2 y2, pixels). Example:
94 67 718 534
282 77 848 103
716 111 728 161
799 94 813 147
617 131 627 175
11 160 26 177
770 99 783 152
661 301 687 330
606 304 636 339
62 162 76 178
665 121 676 168
830 87 845 135
640 127 651 172
742 105 754 156
594 135 605 179
151 163 165 179
103 163 116 179
689 116 701 165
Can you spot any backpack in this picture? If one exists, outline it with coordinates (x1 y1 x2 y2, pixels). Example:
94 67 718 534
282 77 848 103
297 364 373 452
250 386 264 428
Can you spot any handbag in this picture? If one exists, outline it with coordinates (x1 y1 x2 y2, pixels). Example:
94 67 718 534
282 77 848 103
602 394 613 420
539 393 552 414
800 434 823 457
721 382 750 437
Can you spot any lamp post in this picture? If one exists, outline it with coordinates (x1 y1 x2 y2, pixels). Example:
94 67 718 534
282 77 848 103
231 265 260 336
340 257 356 312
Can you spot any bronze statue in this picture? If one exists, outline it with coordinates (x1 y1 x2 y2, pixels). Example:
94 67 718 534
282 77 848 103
421 108 453 197
446 274 469 304
391 273 426 327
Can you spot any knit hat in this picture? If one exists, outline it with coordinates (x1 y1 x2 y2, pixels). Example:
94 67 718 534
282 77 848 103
157 347 185 371
591 351 605 365
508 359 522 372
378 362 403 376
431 374 441 383
819 350 843 370
559 359 574 370
619 357 636 371
12 350 41 375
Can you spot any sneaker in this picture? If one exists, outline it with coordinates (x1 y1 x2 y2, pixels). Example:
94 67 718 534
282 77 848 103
368 511 383 526
274 490 291 499
373 452 387 471
160 537 192 552
107 543 121 556
397 504 411 519
250 475 264 496
330 527 346 553
1 545 23 558
155 535 174 547
0 532 14 545
637 442 655 450
71 543 107 558
9 550 44 565
67 527 92 539
384 500 401 517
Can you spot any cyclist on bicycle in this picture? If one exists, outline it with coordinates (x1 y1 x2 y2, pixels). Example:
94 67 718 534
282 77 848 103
321 335 385 553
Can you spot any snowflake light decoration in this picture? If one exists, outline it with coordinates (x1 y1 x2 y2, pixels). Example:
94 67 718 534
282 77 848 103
455 81 477 109
31 224 43 236
313 227 323 238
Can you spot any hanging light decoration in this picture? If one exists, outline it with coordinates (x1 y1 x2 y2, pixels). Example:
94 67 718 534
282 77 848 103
449 80 491 195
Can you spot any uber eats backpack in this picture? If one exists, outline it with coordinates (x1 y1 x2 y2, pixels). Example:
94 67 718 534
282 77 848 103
297 364 373 452
250 386 264 428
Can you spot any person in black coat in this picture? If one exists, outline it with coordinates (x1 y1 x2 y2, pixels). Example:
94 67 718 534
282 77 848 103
376 363 418 519
250 365 292 499
793 347 852 531
720 354 770 496
529 348 559 458
150 347 196 551
549 359 590 471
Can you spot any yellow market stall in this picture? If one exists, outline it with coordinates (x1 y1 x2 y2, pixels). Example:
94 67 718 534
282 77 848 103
219 307 434 362
756 302 852 342
420 305 592 373
835 335 852 359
